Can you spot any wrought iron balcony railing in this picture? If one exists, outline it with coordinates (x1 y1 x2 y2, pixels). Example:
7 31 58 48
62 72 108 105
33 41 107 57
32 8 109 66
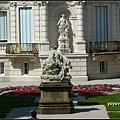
5 43 39 54
90 41 120 54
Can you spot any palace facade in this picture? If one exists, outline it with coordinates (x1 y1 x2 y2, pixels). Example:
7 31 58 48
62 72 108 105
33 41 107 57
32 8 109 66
0 1 120 82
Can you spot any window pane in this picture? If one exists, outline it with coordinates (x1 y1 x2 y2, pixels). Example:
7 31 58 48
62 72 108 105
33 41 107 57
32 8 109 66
0 11 7 41
100 61 106 73
1 63 4 73
0 63 4 74
24 63 29 74
19 8 32 44
95 6 108 42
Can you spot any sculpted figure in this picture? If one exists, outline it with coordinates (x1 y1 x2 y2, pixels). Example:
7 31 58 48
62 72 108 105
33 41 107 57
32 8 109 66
57 14 69 39
41 45 72 82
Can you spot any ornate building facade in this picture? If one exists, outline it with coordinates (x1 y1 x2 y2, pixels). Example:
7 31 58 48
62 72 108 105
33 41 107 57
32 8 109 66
0 1 120 82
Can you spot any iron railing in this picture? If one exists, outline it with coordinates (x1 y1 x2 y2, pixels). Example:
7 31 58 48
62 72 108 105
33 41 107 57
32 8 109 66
90 41 120 53
5 43 39 54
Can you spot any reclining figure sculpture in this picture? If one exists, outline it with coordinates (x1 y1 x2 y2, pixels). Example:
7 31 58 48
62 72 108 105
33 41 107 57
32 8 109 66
41 45 72 82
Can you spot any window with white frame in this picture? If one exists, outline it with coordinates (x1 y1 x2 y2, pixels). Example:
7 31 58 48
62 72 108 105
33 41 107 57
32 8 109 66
19 7 32 44
24 63 29 74
94 6 108 43
0 63 4 74
100 61 106 74
0 11 7 42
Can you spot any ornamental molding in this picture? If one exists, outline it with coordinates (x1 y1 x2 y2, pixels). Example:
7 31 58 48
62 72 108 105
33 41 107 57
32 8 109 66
0 4 9 10
111 2 117 5
98 3 104 6
34 1 42 6
41 1 49 6
16 1 34 6
10 2 16 7
92 56 98 61
51 5 76 18
75 1 85 5
22 2 28 7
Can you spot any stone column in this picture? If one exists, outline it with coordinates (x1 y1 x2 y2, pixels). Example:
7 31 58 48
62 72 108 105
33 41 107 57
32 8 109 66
40 1 49 54
75 1 86 54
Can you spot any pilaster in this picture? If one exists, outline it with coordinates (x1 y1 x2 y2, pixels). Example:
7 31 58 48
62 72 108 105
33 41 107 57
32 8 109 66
75 1 86 54
10 2 17 43
40 1 50 54
34 2 40 43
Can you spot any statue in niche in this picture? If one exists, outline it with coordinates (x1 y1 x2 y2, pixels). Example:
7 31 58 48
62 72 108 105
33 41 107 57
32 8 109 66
41 45 72 82
57 14 69 39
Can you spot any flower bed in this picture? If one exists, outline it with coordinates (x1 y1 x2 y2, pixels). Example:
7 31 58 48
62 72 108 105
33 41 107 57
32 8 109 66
0 85 40 96
0 84 119 96
0 86 16 94
71 84 118 95
9 85 40 96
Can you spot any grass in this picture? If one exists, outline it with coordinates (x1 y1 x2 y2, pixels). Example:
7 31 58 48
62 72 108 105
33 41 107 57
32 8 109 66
77 93 120 118
108 112 120 119
0 94 39 118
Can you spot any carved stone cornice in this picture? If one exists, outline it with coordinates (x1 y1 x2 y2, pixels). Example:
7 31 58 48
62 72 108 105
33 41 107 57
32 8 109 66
17 1 34 6
0 4 9 10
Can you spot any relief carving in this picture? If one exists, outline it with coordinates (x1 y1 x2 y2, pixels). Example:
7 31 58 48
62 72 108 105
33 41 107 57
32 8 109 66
75 1 85 5
41 1 49 6
10 2 16 7
0 4 9 9
17 1 34 6
34 2 41 6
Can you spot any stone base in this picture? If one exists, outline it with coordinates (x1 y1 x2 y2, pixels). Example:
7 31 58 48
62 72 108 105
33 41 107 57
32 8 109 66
38 81 74 114
57 38 71 53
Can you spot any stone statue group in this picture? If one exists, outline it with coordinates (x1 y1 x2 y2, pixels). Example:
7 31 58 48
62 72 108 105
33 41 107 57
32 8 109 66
41 45 72 82
41 13 72 82
57 13 71 53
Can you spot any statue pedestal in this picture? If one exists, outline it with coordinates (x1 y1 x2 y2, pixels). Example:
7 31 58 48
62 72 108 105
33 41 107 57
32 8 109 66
57 37 71 53
38 81 74 114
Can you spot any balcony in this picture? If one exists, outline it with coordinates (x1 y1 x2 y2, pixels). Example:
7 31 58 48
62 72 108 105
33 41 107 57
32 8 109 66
5 43 39 56
90 41 120 55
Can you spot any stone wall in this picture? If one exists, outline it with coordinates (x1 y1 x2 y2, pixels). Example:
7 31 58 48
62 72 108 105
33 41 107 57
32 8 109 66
88 55 120 80
4 57 42 76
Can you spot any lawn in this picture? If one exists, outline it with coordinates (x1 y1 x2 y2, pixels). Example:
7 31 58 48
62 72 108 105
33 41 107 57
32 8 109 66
108 112 120 118
77 93 120 118
0 95 38 118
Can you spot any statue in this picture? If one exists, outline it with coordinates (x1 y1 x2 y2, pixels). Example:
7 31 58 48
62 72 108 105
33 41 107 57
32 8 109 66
57 14 71 53
41 45 72 82
57 14 69 39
